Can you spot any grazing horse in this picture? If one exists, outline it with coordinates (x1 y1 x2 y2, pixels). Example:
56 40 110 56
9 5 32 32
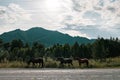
74 57 89 67
27 58 44 67
57 57 73 66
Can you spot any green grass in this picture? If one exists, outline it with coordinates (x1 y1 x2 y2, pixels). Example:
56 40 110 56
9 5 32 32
0 57 120 68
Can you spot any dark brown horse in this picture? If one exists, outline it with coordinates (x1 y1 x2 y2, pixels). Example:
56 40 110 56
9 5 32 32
27 58 44 67
57 57 73 66
74 57 89 67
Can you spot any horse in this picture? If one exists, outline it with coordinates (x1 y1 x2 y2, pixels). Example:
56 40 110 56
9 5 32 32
56 57 73 66
27 57 44 67
74 57 89 67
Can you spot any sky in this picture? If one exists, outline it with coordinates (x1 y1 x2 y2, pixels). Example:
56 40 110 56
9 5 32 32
0 0 120 39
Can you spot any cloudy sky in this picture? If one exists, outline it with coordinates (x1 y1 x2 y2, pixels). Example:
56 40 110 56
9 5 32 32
0 0 120 39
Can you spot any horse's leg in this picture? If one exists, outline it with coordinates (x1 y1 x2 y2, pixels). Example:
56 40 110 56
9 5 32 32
41 62 44 68
33 62 35 67
37 63 39 67
86 61 89 67
39 62 42 68
60 61 62 65
71 62 73 66
60 61 64 67
38 63 40 67
79 61 81 67
27 62 30 67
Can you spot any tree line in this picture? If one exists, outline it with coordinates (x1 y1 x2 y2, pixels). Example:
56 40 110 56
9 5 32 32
0 37 120 62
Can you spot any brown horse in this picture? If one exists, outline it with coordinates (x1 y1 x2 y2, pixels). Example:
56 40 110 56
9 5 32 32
27 57 44 67
74 57 89 67
56 57 73 66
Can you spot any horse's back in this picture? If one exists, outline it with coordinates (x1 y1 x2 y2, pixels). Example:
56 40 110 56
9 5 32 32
28 57 43 63
36 58 43 62
57 58 73 65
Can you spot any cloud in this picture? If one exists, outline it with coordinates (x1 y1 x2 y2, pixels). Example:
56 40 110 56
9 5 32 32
0 9 5 15
61 24 120 38
0 3 31 24
71 0 83 12
60 0 120 38
83 11 101 20
0 6 6 18
107 6 116 12
60 29 90 39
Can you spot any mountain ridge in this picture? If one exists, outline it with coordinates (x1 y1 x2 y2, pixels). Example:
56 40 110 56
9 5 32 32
0 27 95 46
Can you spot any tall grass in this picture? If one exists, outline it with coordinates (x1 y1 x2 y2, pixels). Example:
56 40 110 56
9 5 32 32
0 57 120 68
89 57 120 68
0 61 27 68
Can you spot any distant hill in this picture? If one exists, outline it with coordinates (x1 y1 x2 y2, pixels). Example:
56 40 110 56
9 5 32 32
0 27 95 46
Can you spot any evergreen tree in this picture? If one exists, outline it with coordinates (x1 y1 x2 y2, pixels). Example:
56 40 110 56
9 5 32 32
71 42 80 57
63 43 71 57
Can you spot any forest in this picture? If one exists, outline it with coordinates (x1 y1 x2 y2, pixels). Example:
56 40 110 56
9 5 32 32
0 37 120 68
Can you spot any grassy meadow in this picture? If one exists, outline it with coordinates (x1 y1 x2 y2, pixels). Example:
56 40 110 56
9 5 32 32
0 57 120 68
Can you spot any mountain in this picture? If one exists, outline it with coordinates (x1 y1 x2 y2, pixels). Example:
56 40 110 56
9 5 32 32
0 27 95 46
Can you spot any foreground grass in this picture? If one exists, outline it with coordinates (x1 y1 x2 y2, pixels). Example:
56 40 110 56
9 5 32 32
0 57 120 68
89 57 120 68
0 61 27 68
